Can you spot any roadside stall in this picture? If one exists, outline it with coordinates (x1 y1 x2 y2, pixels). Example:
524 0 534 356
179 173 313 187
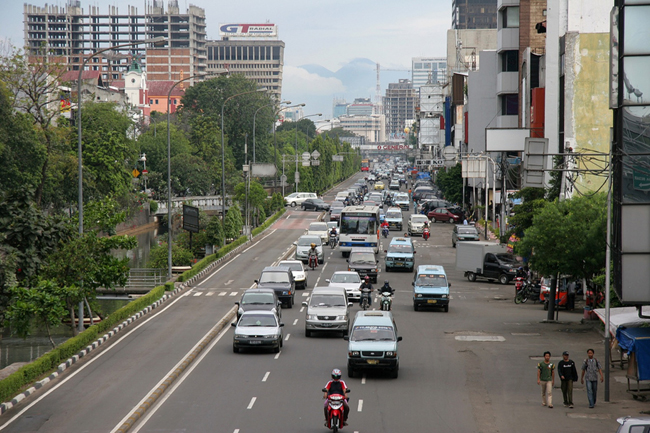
616 327 650 401
594 307 650 370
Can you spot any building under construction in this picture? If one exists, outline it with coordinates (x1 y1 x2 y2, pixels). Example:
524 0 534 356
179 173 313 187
23 0 206 82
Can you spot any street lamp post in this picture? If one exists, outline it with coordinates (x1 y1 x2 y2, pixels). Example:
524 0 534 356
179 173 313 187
166 70 227 279
295 113 322 192
76 36 165 331
221 87 267 247
253 100 290 164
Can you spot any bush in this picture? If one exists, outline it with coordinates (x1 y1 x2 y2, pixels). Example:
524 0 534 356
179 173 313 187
148 242 193 268
149 200 158 213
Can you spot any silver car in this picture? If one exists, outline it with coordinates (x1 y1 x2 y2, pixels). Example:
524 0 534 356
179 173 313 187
294 235 324 264
408 214 430 236
302 286 352 337
326 271 362 301
231 310 284 353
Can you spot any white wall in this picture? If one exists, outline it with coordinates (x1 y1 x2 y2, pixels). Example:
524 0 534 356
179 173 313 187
567 0 611 33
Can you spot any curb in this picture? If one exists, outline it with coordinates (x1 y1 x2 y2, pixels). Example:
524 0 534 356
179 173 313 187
114 306 237 433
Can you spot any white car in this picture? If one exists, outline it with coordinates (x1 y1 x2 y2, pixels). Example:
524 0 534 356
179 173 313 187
278 260 307 290
284 192 317 207
326 271 362 301
307 221 329 245
408 214 430 236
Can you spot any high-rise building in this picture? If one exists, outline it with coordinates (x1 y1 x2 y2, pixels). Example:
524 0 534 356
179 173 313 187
347 98 374 116
23 1 207 81
412 57 448 89
384 79 417 137
332 98 349 118
206 24 284 98
338 115 386 143
452 0 498 29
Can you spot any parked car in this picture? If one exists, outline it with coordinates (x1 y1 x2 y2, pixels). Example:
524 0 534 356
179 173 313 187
428 207 461 224
231 310 284 353
615 416 650 432
452 225 480 247
327 271 362 301
235 288 282 320
301 198 330 212
284 192 317 207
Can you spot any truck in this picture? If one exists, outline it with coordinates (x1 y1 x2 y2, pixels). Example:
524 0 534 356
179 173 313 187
455 241 522 285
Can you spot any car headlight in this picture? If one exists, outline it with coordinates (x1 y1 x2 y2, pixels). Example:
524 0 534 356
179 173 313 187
234 334 245 339
336 316 346 321
282 291 289 295
348 351 360 357
307 314 318 320
441 294 448 298
416 293 423 298
385 351 397 358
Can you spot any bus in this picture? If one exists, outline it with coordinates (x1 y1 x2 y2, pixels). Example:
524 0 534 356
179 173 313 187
361 159 369 171
338 206 380 256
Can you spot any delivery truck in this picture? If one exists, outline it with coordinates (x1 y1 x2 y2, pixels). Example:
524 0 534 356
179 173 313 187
455 241 522 284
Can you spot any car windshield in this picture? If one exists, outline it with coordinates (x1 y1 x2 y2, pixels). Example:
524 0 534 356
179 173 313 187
350 325 395 341
496 254 519 264
386 211 401 218
238 314 277 327
350 253 376 264
297 236 320 246
259 272 290 284
331 273 361 284
241 293 275 305
395 194 409 201
388 244 413 254
341 216 377 235
309 223 328 231
415 274 448 287
458 228 478 235
310 294 347 307
411 216 428 223
280 262 303 272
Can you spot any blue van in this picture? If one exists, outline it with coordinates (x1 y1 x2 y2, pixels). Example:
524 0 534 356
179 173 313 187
344 311 402 378
412 265 450 312
384 237 415 272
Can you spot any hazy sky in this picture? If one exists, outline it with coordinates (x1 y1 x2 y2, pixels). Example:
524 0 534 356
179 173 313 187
0 0 453 117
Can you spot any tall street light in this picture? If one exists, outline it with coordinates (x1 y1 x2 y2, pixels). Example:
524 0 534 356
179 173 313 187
253 100 291 164
75 36 165 331
221 87 267 247
166 70 227 280
295 113 322 192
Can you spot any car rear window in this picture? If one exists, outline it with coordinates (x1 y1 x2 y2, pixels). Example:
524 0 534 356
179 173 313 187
309 294 347 307
458 228 478 234
297 236 320 246
239 314 277 327
331 273 360 284
310 222 328 231
259 272 290 284
350 253 376 264
241 293 275 305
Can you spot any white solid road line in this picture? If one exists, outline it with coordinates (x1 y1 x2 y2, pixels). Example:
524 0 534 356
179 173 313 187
321 262 328 272
357 400 363 412
233 430 240 433
302 292 309 297
127 320 233 433
292 319 298 326
247 397 257 409
262 372 270 382
196 253 241 287
315 277 321 286
243 230 277 253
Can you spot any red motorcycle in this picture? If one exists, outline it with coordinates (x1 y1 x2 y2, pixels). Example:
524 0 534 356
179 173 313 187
308 253 318 271
323 391 349 432
422 228 430 241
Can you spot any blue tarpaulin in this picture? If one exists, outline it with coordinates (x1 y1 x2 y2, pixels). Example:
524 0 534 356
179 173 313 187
617 327 650 381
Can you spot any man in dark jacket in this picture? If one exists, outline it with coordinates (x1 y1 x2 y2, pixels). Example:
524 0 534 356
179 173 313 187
558 351 578 408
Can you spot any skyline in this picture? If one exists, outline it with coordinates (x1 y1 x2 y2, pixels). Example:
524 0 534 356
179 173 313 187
0 0 453 118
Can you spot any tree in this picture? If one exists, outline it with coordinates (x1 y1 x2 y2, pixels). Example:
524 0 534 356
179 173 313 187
148 242 193 268
170 153 212 196
507 188 547 238
276 118 317 140
435 163 463 204
224 203 243 241
205 216 224 248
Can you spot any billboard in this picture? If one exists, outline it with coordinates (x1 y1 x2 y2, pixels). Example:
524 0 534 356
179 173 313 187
219 24 277 38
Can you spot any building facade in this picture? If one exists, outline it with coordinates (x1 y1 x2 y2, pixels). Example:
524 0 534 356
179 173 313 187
452 0 498 29
412 57 448 89
347 98 374 116
338 115 386 143
332 98 348 118
384 79 417 137
23 1 207 81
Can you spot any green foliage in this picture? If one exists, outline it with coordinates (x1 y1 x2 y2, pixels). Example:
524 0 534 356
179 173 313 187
224 203 243 241
435 163 463 204
170 153 212 196
205 216 224 248
276 118 317 140
546 155 563 200
147 242 193 268
507 187 548 237
149 200 158 214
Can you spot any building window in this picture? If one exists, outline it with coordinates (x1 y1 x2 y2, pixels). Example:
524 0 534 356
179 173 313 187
501 94 518 115
149 99 153 104
501 50 518 72
503 7 519 28
155 99 159 104
173 99 177 104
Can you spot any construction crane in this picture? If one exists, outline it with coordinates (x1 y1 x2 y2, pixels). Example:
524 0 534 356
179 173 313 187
375 63 411 115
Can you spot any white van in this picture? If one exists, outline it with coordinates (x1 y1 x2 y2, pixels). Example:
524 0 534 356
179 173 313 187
284 192 317 207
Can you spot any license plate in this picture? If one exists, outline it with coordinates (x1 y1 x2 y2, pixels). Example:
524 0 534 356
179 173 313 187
395 262 404 266
249 340 261 344
320 323 332 327
427 300 437 304
367 360 379 365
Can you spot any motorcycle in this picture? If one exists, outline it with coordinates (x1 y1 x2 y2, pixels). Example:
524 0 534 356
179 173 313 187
360 290 371 310
422 228 430 241
323 388 350 432
308 253 318 271
380 292 392 311
329 234 338 249
514 279 540 304
381 227 389 238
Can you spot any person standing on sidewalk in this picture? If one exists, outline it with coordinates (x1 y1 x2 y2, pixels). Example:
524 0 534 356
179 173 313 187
558 351 578 408
581 348 604 408
537 351 555 408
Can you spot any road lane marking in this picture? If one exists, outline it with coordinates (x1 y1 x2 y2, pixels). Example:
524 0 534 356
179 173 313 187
126 317 234 433
357 400 363 412
193 292 202 297
300 307 305 313
247 397 257 409
234 430 239 433
262 372 270 382
205 292 214 296
511 332 540 336
285 334 291 341
302 292 309 297
197 254 241 287
455 336 505 342
218 292 227 296
225 280 234 286
361 375 366 385
229 292 238 296
292 319 298 326
274 351 281 359
316 277 321 286
321 263 328 272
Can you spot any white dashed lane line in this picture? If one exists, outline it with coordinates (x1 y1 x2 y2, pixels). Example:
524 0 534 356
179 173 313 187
247 397 256 409
262 372 270 382
274 351 281 359
285 334 291 341
229 292 238 296
205 292 214 296
218 292 226 296
193 292 202 297
292 319 298 326
357 400 363 412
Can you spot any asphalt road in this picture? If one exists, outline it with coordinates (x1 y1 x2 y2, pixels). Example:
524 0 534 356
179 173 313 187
0 174 639 433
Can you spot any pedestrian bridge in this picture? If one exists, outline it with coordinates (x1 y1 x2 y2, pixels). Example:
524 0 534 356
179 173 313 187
155 195 231 216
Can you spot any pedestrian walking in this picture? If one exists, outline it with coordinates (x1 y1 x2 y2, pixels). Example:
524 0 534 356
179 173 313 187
558 351 578 408
581 348 604 408
567 281 577 311
537 351 555 408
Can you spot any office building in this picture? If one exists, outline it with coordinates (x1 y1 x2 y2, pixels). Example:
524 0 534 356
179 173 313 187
412 57 448 89
23 1 207 81
338 115 386 143
452 0 498 29
333 98 349 118
384 79 417 137
347 98 374 116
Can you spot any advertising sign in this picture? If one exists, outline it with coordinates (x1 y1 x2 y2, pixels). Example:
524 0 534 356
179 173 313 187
219 24 277 38
183 205 200 233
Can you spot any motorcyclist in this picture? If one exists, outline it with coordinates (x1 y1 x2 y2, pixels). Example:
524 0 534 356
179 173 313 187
323 368 349 427
516 267 526 279
380 280 394 295
359 276 374 306
308 243 319 267
329 226 338 238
